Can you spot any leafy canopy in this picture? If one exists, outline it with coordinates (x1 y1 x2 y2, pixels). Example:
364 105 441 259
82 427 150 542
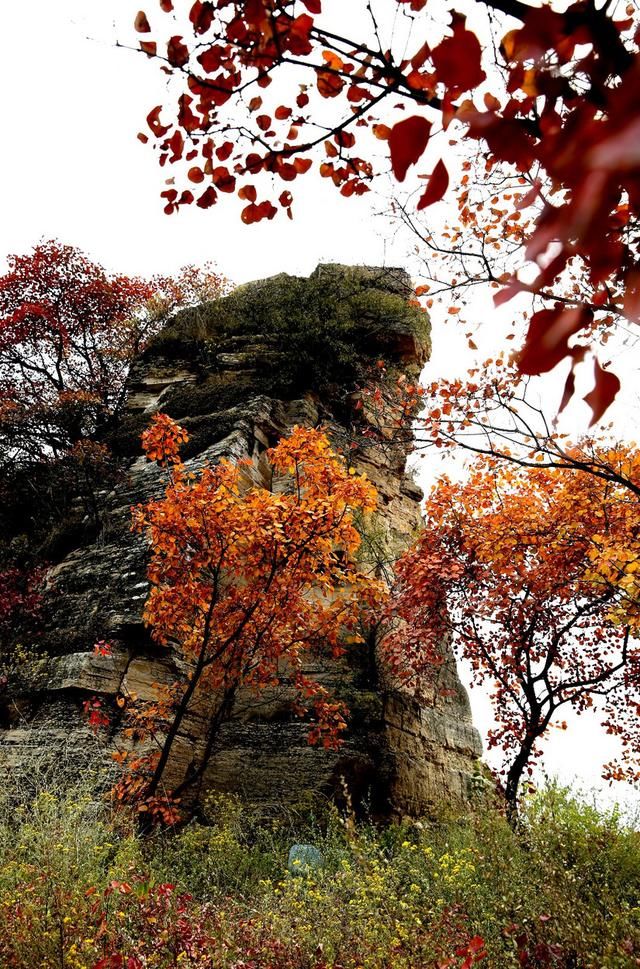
0 240 228 466
132 0 640 415
390 450 640 813
111 414 385 824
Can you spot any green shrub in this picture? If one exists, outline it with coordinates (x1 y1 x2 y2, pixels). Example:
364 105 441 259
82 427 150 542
0 784 638 967
149 266 430 399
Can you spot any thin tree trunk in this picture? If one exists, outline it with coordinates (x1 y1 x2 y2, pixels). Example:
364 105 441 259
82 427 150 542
505 734 537 828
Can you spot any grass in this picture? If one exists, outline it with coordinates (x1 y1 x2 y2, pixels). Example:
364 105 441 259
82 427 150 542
0 781 638 967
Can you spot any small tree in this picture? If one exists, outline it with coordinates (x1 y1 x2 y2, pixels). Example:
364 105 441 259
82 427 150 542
390 452 640 821
0 241 155 464
0 240 228 467
113 414 385 825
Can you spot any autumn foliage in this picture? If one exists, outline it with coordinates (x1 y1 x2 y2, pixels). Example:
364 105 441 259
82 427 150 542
113 414 384 824
0 241 228 467
0 241 156 465
133 0 640 413
390 451 640 815
0 239 230 566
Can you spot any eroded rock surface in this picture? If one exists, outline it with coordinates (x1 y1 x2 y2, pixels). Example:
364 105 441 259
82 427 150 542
1 265 481 815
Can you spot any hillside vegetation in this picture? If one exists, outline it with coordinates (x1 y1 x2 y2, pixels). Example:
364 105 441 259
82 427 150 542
0 783 638 968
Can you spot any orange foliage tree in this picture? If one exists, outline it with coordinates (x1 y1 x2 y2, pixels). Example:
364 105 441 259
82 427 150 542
113 414 385 825
389 451 640 819
131 0 640 414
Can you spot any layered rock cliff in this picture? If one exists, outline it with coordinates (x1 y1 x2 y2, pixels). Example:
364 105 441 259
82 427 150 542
0 264 481 815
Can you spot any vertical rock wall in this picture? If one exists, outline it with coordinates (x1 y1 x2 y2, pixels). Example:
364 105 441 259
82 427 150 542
0 265 481 815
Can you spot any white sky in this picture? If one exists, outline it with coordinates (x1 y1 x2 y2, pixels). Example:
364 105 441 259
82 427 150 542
2 1 638 813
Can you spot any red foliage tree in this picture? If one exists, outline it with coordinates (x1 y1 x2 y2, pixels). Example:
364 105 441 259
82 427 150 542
389 452 640 819
0 241 228 467
0 241 154 464
132 0 640 412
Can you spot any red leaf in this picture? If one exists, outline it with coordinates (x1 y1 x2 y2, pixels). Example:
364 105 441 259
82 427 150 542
294 157 313 174
518 307 591 375
584 359 620 425
347 84 369 103
189 1 214 34
198 44 225 73
167 36 190 68
216 141 233 161
432 14 485 91
241 203 259 225
411 41 431 70
558 367 576 414
317 70 345 98
147 105 170 137
160 0 173 9
257 200 278 220
286 14 314 56
166 128 184 161
177 93 200 132
140 41 157 56
493 277 528 306
335 130 355 149
212 167 236 192
238 184 257 202
417 158 449 209
389 116 432 182
468 935 486 952
302 0 321 11
245 153 264 174
135 11 151 32
196 185 217 208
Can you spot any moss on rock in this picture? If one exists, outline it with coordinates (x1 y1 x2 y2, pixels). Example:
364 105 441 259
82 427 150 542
149 264 430 397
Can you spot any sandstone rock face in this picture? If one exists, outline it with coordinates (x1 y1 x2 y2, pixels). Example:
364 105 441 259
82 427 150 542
0 264 482 815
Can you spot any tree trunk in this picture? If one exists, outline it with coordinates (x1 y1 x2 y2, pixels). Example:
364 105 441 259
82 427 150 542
504 734 537 827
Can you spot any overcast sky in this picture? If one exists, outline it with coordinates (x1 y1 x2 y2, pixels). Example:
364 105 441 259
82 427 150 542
2 1 639 813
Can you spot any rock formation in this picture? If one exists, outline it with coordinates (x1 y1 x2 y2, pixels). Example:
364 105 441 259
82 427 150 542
0 264 482 815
